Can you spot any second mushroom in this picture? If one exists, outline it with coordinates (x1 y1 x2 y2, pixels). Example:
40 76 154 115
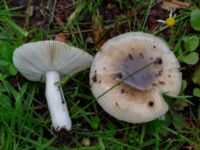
13 40 93 131
90 32 182 123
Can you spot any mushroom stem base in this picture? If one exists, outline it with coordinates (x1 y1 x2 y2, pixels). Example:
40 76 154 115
45 71 72 131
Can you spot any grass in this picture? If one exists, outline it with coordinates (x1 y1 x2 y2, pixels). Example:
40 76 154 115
0 0 200 149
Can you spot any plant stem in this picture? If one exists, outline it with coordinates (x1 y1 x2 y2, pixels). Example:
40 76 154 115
45 71 71 131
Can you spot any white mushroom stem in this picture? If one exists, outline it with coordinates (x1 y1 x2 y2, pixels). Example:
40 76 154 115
45 71 72 131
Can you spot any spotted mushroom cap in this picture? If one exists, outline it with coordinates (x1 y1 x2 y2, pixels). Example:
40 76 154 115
13 40 93 81
90 32 182 123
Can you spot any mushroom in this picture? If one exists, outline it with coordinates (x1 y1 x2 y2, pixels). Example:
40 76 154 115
13 40 93 131
90 32 182 123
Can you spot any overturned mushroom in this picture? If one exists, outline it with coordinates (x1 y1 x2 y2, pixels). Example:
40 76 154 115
90 32 182 123
13 40 93 131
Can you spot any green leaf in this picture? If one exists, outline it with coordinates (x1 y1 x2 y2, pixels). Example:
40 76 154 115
180 80 187 93
0 59 9 66
89 116 100 129
0 59 17 76
171 112 185 130
190 9 200 31
105 122 117 137
178 52 199 65
183 36 199 51
0 17 28 37
193 88 200 97
192 67 200 85
8 64 17 76
0 40 15 62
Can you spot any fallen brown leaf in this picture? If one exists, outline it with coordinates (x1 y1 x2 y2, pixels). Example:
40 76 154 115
161 0 190 12
54 32 67 43
92 14 105 51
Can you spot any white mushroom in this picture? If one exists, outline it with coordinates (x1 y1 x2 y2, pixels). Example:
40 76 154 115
13 40 93 131
90 32 182 123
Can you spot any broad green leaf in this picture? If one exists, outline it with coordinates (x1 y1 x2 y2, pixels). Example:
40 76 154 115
0 59 9 66
0 40 15 62
193 88 200 97
89 116 100 129
180 80 187 93
105 122 117 137
190 9 200 31
172 112 185 130
8 64 17 76
183 36 199 51
178 52 199 65
0 59 17 76
192 67 200 85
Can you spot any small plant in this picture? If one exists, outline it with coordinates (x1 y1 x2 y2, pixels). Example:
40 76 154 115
0 40 17 76
190 9 200 31
88 115 101 129
178 35 199 65
193 88 200 97
193 67 200 85
157 11 176 27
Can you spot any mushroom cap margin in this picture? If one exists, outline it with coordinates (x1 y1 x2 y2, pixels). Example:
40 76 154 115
13 40 93 81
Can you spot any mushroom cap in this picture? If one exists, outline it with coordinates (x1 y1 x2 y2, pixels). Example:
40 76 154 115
90 32 182 123
13 40 93 81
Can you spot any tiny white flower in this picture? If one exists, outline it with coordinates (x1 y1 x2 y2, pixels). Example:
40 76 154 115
157 10 176 27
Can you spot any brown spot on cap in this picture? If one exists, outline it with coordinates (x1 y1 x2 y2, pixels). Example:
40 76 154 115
92 74 97 82
155 68 163 77
159 81 165 85
154 57 162 65
121 89 125 93
152 83 156 86
115 102 119 106
158 68 163 75
128 54 133 60
148 101 154 107
116 72 123 79
139 53 144 58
